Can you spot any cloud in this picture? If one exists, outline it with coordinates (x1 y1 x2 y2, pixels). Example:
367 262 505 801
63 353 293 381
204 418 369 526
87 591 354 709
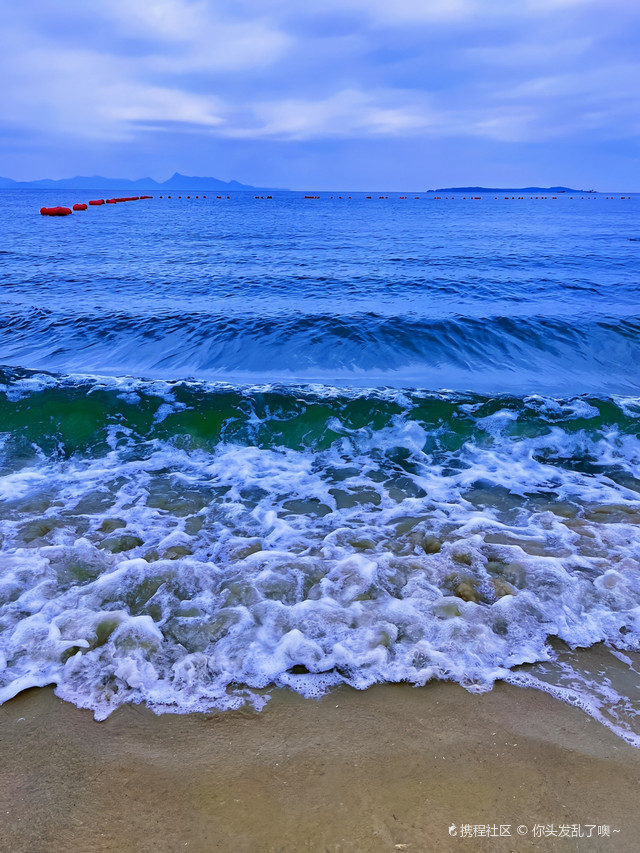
1 38 227 140
3 1 290 73
318 0 475 25
101 0 290 72
228 90 436 140
1 0 639 179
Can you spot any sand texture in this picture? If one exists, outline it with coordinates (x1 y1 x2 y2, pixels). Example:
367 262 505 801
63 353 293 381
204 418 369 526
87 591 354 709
1 682 639 852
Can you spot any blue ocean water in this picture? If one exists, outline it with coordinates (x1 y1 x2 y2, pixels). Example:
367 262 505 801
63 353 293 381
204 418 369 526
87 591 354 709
0 189 639 742
4 189 640 392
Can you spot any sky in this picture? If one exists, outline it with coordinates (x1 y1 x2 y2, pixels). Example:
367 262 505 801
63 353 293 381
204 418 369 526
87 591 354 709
1 0 639 190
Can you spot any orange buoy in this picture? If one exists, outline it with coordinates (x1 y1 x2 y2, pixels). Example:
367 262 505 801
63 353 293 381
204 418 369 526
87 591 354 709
89 199 104 206
73 203 87 211
40 206 72 216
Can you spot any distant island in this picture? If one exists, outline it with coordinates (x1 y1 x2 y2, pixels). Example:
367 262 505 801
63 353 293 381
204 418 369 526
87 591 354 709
0 172 284 192
428 186 596 193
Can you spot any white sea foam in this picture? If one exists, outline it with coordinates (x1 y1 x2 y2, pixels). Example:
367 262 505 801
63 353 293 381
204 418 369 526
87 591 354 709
0 379 638 742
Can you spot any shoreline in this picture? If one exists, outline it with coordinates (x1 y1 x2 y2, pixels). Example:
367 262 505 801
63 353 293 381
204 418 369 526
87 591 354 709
1 682 639 852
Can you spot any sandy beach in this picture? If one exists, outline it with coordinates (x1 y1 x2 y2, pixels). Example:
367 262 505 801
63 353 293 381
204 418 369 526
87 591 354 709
1 682 638 853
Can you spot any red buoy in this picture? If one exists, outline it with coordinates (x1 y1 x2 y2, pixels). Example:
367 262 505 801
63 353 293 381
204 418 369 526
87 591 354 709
106 198 116 203
40 206 72 216
89 199 104 206
73 203 88 211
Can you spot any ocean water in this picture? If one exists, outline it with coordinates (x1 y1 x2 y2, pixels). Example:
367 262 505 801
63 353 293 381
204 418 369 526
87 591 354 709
1 189 639 744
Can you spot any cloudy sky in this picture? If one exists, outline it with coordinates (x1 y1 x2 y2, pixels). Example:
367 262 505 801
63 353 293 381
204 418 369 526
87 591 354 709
2 0 639 189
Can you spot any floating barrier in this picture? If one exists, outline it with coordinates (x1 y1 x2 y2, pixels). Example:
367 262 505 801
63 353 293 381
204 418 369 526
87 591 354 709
41 195 153 215
40 206 72 216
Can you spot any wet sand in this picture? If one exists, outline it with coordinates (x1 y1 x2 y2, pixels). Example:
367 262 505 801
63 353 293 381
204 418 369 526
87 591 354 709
1 683 639 852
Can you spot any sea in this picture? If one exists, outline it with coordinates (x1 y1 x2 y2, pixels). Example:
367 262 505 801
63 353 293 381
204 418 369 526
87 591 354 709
1 188 639 745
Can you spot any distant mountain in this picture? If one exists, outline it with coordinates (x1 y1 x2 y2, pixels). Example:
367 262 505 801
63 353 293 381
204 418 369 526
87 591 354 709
428 186 596 193
0 172 284 191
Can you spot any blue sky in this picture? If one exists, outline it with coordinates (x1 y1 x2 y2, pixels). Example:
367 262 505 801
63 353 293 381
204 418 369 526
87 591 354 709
2 0 639 189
